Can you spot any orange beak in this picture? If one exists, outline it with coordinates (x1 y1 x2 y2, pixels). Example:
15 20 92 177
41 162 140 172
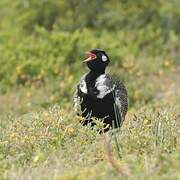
83 52 97 62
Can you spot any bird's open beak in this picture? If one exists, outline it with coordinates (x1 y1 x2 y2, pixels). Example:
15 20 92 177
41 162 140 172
83 52 97 62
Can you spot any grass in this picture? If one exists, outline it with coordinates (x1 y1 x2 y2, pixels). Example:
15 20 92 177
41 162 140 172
0 95 179 179
0 48 179 179
0 58 179 179
0 1 180 179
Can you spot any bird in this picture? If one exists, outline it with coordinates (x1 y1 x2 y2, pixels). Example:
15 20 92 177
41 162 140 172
73 49 128 131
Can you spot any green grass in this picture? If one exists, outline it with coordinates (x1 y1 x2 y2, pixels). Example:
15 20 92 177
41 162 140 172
0 103 179 179
0 0 180 179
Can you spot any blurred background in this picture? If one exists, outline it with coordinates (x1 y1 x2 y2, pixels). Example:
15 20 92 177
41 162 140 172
0 0 179 116
0 1 180 179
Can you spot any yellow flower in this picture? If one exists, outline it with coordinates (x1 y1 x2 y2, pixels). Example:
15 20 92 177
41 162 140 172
66 127 74 134
37 74 43 80
10 133 17 140
43 112 49 117
50 95 56 102
122 56 134 69
33 153 45 164
16 66 22 75
26 91 32 98
144 119 151 125
164 60 170 67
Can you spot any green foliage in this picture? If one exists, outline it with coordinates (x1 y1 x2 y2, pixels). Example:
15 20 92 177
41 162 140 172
0 0 180 179
0 1 179 105
0 26 179 105
1 0 180 33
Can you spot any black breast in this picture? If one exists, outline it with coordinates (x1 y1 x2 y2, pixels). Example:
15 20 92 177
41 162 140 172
79 91 117 128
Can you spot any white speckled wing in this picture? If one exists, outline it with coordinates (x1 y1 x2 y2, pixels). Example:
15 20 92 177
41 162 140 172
73 89 82 114
114 88 128 122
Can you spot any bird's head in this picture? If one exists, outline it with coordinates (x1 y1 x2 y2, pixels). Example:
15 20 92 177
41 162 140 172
83 49 110 73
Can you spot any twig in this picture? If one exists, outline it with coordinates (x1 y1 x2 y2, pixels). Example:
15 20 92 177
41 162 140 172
103 134 131 180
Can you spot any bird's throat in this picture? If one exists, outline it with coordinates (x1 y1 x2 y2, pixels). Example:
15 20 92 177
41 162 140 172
88 70 104 81
85 71 104 91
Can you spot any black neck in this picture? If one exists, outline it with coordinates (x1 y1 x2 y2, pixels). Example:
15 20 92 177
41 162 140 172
85 70 104 88
89 70 105 76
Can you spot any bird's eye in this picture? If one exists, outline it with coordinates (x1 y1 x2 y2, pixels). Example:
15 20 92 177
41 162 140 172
102 55 107 62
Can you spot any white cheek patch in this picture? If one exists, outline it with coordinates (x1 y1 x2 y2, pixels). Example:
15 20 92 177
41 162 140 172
80 80 87 94
102 55 107 62
95 74 113 98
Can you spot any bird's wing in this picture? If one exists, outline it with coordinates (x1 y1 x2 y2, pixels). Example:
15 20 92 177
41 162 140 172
114 88 128 124
105 74 128 125
72 74 87 115
73 87 82 115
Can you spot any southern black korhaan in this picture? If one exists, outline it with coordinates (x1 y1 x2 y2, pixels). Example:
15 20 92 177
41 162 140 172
73 49 128 131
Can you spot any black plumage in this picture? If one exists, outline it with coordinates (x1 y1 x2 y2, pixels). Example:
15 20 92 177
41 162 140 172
73 49 128 131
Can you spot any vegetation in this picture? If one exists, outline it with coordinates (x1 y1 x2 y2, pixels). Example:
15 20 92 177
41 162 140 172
0 0 179 179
